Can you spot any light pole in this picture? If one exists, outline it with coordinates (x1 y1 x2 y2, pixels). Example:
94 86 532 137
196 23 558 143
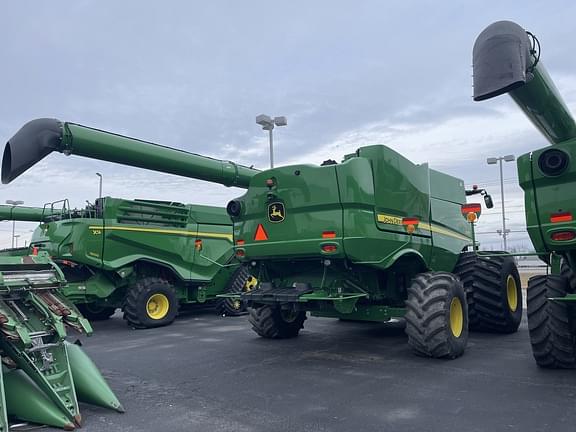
5 200 24 248
13 235 20 248
487 155 515 250
96 173 103 199
256 114 287 168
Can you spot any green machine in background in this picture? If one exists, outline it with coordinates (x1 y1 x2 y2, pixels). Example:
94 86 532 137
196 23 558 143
0 197 257 328
0 253 123 430
473 20 576 368
1 120 261 328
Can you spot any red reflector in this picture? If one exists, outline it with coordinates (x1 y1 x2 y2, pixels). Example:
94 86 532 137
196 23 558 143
195 239 203 250
402 217 419 226
321 244 338 253
461 204 482 215
322 231 336 238
254 224 269 241
236 239 245 246
236 249 245 257
32 247 39 256
550 212 573 223
551 231 576 241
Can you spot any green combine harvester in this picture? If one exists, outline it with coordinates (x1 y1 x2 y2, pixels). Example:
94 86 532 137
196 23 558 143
1 122 260 328
223 146 522 359
0 253 123 429
473 20 576 368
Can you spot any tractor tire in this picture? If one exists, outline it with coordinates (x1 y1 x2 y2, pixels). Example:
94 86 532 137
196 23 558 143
215 266 258 316
405 272 468 359
527 275 576 368
123 277 179 329
249 305 306 339
453 252 480 328
455 253 522 333
76 303 116 321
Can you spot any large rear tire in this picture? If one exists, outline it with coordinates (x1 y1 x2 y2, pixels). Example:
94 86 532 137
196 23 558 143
215 266 258 316
76 303 116 321
249 305 306 339
527 275 576 368
123 277 179 329
454 253 522 333
405 272 468 359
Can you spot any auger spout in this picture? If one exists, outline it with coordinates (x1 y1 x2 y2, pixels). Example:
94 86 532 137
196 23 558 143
0 205 50 222
473 20 576 144
2 119 258 187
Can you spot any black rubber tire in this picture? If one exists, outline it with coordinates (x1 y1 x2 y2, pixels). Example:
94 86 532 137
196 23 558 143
215 266 256 316
455 253 522 333
123 277 179 329
405 272 468 359
76 303 116 321
453 252 480 328
560 259 576 292
248 306 306 339
527 275 576 368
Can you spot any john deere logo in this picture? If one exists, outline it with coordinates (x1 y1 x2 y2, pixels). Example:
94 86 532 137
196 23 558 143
268 202 285 223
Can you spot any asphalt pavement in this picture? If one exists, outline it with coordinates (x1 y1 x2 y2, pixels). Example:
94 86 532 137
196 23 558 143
62 309 574 432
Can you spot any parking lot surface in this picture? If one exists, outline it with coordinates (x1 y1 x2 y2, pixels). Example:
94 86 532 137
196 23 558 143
66 309 574 432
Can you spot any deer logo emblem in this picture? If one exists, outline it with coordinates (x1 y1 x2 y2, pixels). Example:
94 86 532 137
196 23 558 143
268 202 285 223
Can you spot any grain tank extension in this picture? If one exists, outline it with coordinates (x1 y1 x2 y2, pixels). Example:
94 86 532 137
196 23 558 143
473 20 576 368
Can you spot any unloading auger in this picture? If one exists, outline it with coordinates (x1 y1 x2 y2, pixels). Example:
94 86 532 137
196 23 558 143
0 253 123 429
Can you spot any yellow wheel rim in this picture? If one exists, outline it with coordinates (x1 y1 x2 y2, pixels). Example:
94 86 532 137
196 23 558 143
244 276 258 292
232 299 242 310
506 275 518 312
146 293 170 320
449 297 464 338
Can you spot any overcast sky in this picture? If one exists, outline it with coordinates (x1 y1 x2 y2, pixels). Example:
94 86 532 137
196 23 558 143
2 1 576 249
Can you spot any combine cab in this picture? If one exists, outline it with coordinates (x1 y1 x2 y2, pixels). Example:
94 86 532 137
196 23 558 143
473 20 576 368
226 145 522 359
0 253 123 429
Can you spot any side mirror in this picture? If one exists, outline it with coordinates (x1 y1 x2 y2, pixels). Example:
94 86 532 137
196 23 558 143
484 193 494 209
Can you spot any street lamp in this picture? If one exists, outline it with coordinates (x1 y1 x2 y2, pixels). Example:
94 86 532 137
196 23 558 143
5 200 24 248
256 114 287 168
487 154 515 250
96 173 103 199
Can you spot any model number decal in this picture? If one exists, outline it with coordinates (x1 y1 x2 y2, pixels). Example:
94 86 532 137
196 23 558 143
377 214 403 225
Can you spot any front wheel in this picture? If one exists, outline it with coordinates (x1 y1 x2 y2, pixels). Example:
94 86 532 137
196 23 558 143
405 272 468 359
249 305 306 339
123 277 179 329
455 253 522 333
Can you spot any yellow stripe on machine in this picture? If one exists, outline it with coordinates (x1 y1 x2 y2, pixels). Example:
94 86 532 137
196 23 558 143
88 226 233 242
376 214 471 242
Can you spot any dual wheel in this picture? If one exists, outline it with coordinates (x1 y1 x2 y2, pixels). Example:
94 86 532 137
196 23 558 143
406 254 522 358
